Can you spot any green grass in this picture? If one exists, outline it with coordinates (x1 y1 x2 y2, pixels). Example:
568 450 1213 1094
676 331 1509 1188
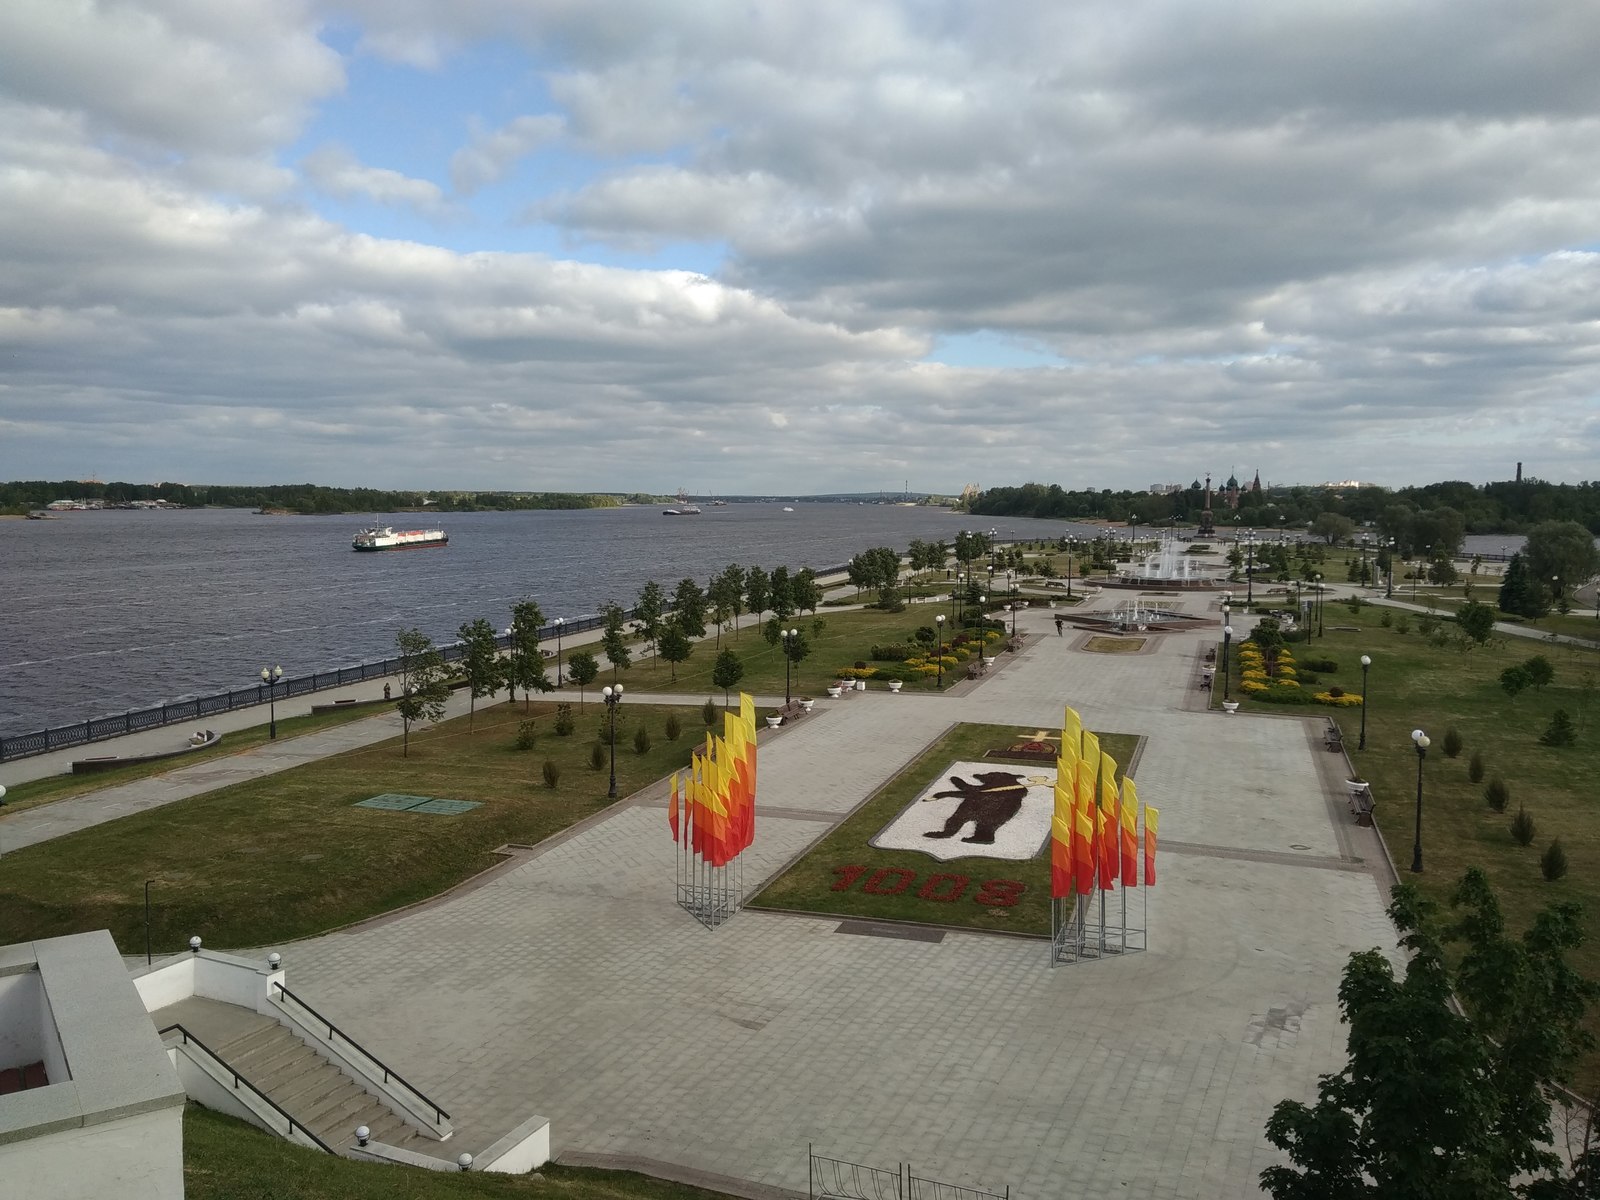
0 699 712 955
604 607 1003 700
0 703 397 817
752 723 1140 937
1246 620 1600 1086
183 1104 735 1199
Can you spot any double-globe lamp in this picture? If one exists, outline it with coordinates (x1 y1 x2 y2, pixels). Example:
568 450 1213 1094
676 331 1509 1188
602 684 624 798
260 665 283 739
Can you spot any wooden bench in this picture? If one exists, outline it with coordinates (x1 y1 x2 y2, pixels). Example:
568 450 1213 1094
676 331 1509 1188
775 700 806 724
1349 788 1375 827
1324 721 1344 752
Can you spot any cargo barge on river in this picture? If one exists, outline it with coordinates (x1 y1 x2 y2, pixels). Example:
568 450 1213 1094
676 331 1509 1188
352 525 449 551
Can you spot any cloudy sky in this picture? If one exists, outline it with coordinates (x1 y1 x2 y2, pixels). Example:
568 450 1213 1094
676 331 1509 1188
3 1 1599 494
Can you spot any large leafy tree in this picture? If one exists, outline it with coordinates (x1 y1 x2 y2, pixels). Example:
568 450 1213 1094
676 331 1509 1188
599 601 631 680
393 627 450 757
744 565 771 627
769 565 794 621
1524 521 1600 604
657 619 692 681
708 564 746 644
504 599 550 711
631 580 667 665
1311 513 1355 545
1456 599 1496 646
671 577 708 640
456 617 501 731
1262 871 1597 1198
791 567 823 614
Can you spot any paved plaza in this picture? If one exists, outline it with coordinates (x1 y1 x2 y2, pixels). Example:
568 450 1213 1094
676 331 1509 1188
252 595 1403 1198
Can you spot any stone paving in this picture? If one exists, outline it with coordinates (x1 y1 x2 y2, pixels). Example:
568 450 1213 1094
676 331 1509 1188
262 601 1402 1198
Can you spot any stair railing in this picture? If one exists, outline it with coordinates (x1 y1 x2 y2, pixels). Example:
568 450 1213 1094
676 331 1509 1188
159 1023 335 1154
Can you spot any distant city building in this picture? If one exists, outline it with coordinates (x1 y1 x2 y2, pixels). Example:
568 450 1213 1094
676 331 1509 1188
1319 480 1366 489
1147 483 1183 494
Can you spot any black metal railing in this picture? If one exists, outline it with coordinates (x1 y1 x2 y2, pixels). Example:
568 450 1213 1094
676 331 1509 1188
807 1148 1008 1200
271 983 449 1127
159 1023 335 1154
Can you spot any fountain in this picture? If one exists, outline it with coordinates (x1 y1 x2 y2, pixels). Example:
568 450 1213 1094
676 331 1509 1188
1104 533 1216 589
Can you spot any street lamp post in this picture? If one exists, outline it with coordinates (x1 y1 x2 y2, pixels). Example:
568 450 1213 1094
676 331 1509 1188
935 614 946 689
1314 574 1324 637
553 617 565 686
1066 537 1075 597
1007 571 1017 637
259 665 283 739
1386 539 1396 598
1222 623 1235 702
602 684 624 798
1358 655 1372 750
1245 533 1257 605
1361 535 1370 588
1410 728 1430 872
781 627 799 702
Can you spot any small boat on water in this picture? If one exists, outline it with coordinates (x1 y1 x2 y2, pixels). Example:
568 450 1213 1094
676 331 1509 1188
782 506 795 512
663 489 701 516
352 525 448 551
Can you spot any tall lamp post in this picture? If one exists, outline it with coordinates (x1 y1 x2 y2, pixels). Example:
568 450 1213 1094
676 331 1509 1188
780 627 799 702
1222 623 1235 702
1358 654 1372 749
1409 728 1430 872
1386 538 1396 598
602 684 624 798
1065 537 1075 597
1314 573 1324 637
935 614 946 689
259 665 283 739
552 617 565 686
1006 570 1017 637
1245 532 1257 605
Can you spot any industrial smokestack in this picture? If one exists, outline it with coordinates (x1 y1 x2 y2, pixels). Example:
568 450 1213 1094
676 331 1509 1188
1516 462 1522 482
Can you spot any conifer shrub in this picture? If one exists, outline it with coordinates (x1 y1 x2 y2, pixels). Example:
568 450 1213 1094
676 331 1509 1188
664 713 682 741
633 725 652 754
1442 728 1463 759
515 720 537 751
1540 709 1577 747
702 697 718 726
1468 751 1484 784
1511 807 1535 847
589 743 605 771
553 703 575 736
1541 838 1568 882
542 759 561 788
1485 778 1510 812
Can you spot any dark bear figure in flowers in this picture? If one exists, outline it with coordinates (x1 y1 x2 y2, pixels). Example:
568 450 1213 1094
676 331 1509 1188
923 771 1028 844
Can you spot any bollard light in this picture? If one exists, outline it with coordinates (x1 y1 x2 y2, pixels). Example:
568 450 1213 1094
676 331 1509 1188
458 1153 474 1172
188 935 202 954
267 952 281 971
355 1125 370 1147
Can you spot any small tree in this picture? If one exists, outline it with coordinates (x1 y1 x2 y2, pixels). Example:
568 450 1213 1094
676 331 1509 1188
657 620 692 681
599 602 631 680
553 702 575 736
712 649 744 709
504 598 550 710
456 617 501 732
664 712 682 741
1511 807 1536 846
1456 599 1496 646
542 759 560 788
1542 838 1569 882
633 725 651 754
394 627 450 757
589 743 605 770
1525 655 1555 691
702 697 718 726
1486 777 1510 812
1541 709 1577 747
744 565 771 627
566 651 599 706
631 580 667 665
671 577 708 640
782 627 812 682
769 565 795 621
1500 664 1533 701
1442 727 1463 758
1468 751 1485 783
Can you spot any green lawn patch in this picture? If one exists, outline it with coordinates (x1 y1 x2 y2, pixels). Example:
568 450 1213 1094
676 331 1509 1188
183 1104 736 1199
751 723 1140 937
0 698 709 955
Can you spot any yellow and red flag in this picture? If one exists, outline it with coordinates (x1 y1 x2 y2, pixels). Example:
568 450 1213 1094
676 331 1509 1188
1062 706 1083 756
1143 806 1159 885
1098 752 1119 890
1051 776 1073 898
1080 729 1100 773
1074 757 1097 895
668 771 681 842
1119 778 1139 885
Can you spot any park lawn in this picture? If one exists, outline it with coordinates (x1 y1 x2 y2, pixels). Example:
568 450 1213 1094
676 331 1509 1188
183 1104 735 1200
1230 614 1600 1085
0 698 712 955
751 723 1140 938
612 606 1005 700
0 702 395 817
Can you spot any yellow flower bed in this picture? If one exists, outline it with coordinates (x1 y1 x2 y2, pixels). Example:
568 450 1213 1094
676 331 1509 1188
1314 692 1365 707
1240 680 1269 693
835 666 879 680
1242 670 1269 682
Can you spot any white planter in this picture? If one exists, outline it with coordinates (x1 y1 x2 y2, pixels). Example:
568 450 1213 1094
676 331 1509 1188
1222 701 1239 714
983 656 997 667
766 716 783 729
888 680 903 693
800 698 815 711
825 686 843 699
855 679 867 691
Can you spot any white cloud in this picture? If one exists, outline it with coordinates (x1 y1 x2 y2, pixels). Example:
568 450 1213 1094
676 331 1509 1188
449 114 564 195
302 144 450 216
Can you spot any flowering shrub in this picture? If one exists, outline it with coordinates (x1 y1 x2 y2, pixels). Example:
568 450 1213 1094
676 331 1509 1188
1314 692 1364 707
1277 666 1297 678
1242 670 1269 682
1240 679 1269 693
835 666 879 680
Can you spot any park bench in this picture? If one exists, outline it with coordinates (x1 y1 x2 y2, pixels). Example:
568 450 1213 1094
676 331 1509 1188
967 661 988 680
1349 788 1375 827
775 700 806 724
1324 721 1344 752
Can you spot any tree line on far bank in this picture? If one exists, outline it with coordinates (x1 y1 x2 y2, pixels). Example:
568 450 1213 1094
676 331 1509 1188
0 479 621 514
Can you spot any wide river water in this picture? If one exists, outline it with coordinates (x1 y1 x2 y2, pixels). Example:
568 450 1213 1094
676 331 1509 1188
1 504 1078 737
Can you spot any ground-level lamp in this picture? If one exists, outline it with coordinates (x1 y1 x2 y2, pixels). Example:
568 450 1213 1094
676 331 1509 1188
602 684 624 799
0 784 6 809
260 665 283 739
1410 728 1430 873
1358 655 1371 750
935 614 946 689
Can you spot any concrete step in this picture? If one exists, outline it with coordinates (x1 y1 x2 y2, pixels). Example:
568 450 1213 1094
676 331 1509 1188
302 1089 378 1143
228 1029 304 1076
315 1097 394 1150
273 1062 360 1112
220 1022 294 1061
297 1079 370 1128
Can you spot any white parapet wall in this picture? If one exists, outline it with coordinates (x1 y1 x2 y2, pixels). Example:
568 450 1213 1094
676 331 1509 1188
132 948 284 1015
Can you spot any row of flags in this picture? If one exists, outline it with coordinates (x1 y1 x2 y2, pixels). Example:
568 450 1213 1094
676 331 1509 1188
668 692 758 867
1050 705 1157 898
